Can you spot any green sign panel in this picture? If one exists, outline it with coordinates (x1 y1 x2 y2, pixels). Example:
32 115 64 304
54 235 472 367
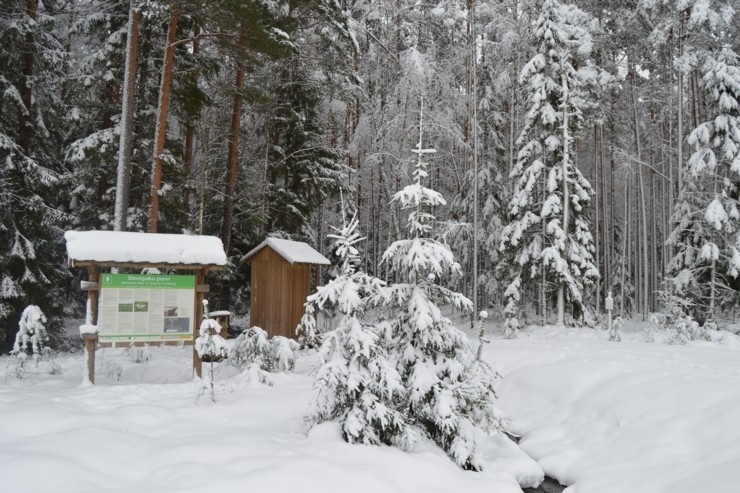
99 273 196 343
101 273 195 289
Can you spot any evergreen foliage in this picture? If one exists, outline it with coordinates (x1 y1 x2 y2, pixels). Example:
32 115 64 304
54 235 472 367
0 0 70 350
7 305 60 378
305 210 409 447
668 45 740 320
499 0 599 336
229 326 299 373
378 104 501 470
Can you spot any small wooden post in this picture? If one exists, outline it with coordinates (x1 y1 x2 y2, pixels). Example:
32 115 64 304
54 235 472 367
85 266 100 384
193 268 206 378
606 290 614 340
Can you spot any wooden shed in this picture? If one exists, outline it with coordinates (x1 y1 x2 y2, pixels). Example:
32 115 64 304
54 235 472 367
242 238 330 339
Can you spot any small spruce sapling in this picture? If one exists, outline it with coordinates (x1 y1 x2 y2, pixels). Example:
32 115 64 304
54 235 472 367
379 101 502 470
125 343 152 363
228 326 299 375
306 209 409 448
195 300 229 402
609 317 623 342
7 305 60 378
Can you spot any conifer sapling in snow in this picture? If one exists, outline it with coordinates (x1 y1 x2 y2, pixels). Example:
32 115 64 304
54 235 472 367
306 208 410 447
195 300 229 402
380 100 501 470
8 305 60 378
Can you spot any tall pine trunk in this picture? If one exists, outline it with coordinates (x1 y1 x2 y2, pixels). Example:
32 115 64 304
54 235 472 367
147 4 181 233
630 67 649 320
221 26 247 255
183 26 201 215
114 3 141 232
557 64 570 327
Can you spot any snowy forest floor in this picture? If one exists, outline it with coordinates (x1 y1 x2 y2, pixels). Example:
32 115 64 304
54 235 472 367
1 321 739 493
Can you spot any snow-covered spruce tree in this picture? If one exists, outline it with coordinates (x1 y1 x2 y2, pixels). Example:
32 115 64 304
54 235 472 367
8 305 59 378
666 171 712 318
195 307 229 403
228 326 299 374
379 102 501 470
499 0 599 335
449 160 506 315
668 45 740 321
305 210 410 446
0 0 69 350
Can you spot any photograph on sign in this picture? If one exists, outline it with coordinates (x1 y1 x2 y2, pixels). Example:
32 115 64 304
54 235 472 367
99 274 196 343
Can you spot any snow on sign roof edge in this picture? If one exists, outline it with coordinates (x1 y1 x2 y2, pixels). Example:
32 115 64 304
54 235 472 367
242 237 330 265
64 230 228 267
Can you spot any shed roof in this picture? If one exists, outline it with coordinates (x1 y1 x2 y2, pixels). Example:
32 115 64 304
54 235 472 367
64 230 228 268
242 237 330 265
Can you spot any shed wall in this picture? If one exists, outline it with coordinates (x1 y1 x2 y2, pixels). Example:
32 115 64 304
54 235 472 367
249 246 313 340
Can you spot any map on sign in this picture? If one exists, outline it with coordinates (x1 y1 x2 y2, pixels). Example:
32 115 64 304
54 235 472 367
99 274 196 343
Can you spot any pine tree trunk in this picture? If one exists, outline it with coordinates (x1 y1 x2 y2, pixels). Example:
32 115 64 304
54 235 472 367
621 176 629 318
594 126 601 311
147 4 181 233
557 66 570 327
631 69 649 320
114 3 141 232
183 26 201 215
221 26 246 254
676 8 687 199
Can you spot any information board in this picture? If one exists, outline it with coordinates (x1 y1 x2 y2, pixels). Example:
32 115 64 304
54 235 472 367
99 273 196 343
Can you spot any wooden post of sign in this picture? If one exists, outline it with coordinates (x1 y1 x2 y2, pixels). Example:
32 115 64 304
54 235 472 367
193 268 206 378
85 266 100 384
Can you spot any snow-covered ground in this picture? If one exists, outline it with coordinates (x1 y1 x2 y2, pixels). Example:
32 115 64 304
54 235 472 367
1 322 739 493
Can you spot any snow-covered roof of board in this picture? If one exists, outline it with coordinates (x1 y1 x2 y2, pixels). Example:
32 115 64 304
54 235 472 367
241 237 330 265
64 230 228 267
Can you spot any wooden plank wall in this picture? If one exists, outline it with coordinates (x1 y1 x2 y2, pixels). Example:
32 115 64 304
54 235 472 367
249 246 314 340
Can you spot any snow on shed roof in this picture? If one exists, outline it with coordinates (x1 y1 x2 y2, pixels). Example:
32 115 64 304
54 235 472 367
242 237 330 265
64 230 228 267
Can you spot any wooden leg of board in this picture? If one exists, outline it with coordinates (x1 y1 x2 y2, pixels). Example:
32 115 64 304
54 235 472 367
83 335 97 384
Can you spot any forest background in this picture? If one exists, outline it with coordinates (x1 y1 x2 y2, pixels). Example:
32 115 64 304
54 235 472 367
1 0 739 350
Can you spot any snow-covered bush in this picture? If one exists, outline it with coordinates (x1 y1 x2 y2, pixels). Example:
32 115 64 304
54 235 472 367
296 301 321 349
195 316 229 403
102 360 123 381
658 291 706 345
7 305 59 378
608 316 623 342
125 343 151 363
228 326 299 373
664 316 696 346
644 315 660 343
271 336 299 372
230 326 271 369
195 318 229 362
